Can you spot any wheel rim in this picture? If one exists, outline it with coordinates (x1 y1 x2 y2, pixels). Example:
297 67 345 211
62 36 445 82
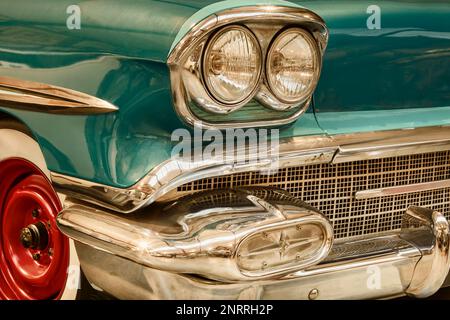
0 158 69 300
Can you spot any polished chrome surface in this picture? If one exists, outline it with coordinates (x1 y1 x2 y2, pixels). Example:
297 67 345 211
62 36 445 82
57 188 333 282
51 147 336 213
177 150 450 240
0 76 118 114
51 125 450 214
356 179 450 200
76 238 419 300
167 5 328 129
51 172 150 213
74 206 450 299
401 206 450 298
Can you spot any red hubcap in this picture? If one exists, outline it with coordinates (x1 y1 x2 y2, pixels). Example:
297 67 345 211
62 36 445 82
0 159 69 300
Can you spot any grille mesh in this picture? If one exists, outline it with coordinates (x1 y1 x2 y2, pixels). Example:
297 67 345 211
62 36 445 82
176 150 450 240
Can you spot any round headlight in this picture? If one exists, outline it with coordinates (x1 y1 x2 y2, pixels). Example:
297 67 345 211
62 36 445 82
266 28 320 104
203 26 262 108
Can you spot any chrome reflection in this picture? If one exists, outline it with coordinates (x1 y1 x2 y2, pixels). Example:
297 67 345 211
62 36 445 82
355 179 450 200
74 206 450 299
51 125 450 214
57 188 333 282
401 206 450 298
167 5 328 129
0 76 118 114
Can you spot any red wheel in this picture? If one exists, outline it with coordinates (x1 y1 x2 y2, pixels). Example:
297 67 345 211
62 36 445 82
0 158 69 300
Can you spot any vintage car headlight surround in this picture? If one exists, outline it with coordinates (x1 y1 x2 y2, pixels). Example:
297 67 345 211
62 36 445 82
167 6 329 129
202 25 262 110
265 28 321 106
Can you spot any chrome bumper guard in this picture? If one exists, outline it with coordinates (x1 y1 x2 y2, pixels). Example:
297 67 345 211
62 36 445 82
58 189 334 282
58 190 450 299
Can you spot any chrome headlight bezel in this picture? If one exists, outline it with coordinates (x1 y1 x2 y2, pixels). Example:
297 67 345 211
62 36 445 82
202 25 263 111
167 5 328 129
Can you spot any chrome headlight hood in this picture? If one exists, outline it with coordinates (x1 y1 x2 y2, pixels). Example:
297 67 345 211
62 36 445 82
167 5 328 129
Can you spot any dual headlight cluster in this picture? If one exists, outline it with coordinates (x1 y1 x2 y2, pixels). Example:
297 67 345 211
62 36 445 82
202 25 320 112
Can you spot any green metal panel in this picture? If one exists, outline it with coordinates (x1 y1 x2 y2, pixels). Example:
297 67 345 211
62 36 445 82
295 1 450 133
316 107 450 135
0 0 322 188
0 0 448 188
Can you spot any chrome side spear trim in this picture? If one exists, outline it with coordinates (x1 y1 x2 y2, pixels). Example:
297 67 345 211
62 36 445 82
0 76 118 114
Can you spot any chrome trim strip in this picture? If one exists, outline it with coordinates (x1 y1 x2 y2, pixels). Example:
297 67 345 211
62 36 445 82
72 206 450 299
356 179 450 200
51 173 148 213
168 6 328 64
167 5 328 129
51 125 450 213
334 139 450 163
51 147 337 213
0 76 118 114
57 189 334 282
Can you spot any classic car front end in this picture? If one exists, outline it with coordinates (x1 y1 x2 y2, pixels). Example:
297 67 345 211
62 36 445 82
0 0 449 300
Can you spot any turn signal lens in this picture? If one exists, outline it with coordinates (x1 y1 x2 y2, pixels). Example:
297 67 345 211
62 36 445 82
266 28 320 104
203 26 262 107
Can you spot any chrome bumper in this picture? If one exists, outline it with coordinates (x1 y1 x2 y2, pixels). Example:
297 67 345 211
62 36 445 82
58 189 334 282
58 195 450 299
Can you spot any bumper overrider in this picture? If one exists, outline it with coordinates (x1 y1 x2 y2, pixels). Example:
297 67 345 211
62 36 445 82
57 188 450 300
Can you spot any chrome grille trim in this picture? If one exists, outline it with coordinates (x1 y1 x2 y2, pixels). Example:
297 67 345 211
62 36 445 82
176 151 450 240
355 179 450 200
52 126 450 214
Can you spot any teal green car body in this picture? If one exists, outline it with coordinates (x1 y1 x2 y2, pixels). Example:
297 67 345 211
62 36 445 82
0 0 449 188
